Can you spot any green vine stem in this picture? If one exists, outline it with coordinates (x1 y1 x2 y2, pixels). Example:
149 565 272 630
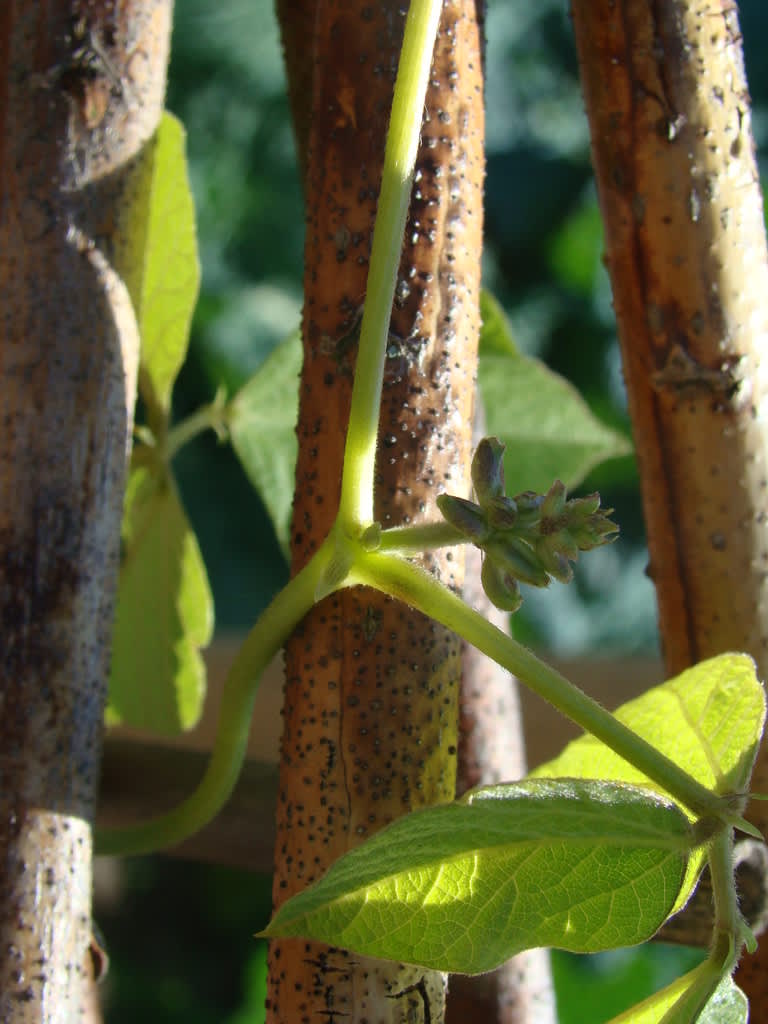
350 549 729 822
164 387 229 461
99 30 746 1015
95 541 331 856
710 831 743 954
96 0 444 860
664 833 744 1019
133 388 229 462
337 0 443 530
377 520 466 553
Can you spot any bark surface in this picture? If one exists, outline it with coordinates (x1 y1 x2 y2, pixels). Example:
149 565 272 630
571 0 768 1007
268 3 485 1022
0 1 171 1019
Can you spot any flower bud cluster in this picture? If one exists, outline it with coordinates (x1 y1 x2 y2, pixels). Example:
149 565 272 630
437 437 619 612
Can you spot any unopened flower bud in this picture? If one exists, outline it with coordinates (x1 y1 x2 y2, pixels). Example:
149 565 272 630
535 537 573 583
540 479 567 520
569 521 618 550
484 495 518 531
485 537 550 588
567 493 602 519
481 557 523 612
554 531 579 562
511 490 543 530
437 494 489 542
565 499 618 550
471 437 506 503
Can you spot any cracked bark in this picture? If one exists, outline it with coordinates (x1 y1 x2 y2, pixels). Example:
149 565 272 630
268 3 485 1021
0 1 171 1019
571 0 768 1008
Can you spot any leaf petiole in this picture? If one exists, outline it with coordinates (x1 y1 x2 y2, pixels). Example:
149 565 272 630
709 830 748 961
164 386 229 461
376 520 467 554
350 549 728 822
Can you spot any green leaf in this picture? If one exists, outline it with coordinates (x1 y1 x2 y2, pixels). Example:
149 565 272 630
532 654 765 808
227 331 302 556
115 111 200 417
478 290 631 493
479 289 520 356
107 462 213 733
548 198 604 296
261 779 691 974
531 653 766 912
605 961 747 1024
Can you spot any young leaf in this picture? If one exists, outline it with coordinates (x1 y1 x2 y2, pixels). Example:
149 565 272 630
531 654 766 808
107 463 213 734
605 961 747 1024
114 111 200 418
530 653 766 913
227 331 302 556
478 290 631 493
261 779 691 974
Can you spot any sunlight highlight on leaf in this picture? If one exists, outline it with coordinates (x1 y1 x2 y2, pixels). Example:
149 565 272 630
115 112 200 417
531 654 765 808
261 779 691 974
531 653 765 914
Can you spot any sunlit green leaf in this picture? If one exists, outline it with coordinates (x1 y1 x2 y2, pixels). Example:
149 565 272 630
531 653 766 913
261 779 691 974
115 112 200 417
532 654 765 808
606 961 747 1024
479 290 631 493
227 331 302 556
107 462 213 733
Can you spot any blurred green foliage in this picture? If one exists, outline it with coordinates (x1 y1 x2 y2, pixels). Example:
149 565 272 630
102 0 768 1020
98 859 271 1024
552 946 705 1024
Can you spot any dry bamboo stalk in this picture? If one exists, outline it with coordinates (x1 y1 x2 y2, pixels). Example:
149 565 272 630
0 2 171 1018
571 0 768 1005
267 3 485 1020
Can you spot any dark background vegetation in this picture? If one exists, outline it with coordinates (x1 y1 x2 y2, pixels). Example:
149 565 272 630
97 2 768 1019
